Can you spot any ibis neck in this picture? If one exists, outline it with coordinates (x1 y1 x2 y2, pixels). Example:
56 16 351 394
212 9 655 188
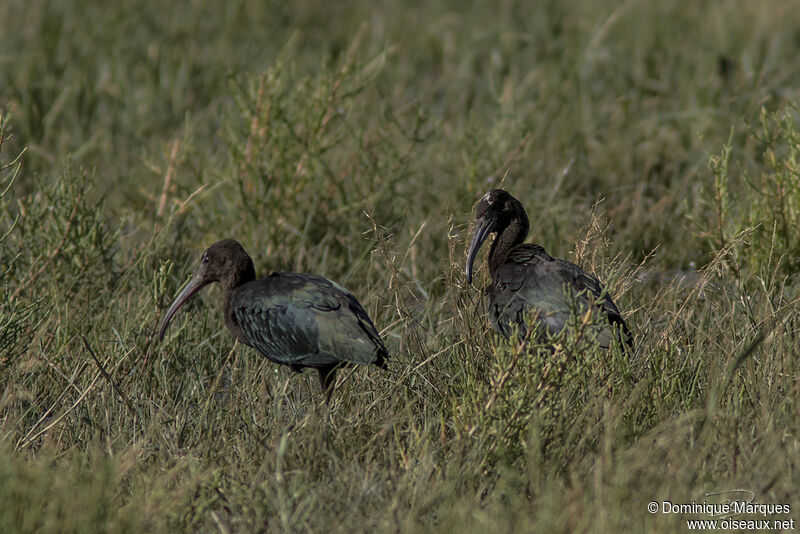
221 265 255 293
488 216 529 278
221 262 256 347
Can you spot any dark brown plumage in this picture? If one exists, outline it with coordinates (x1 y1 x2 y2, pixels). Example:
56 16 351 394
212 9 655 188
466 189 632 348
159 239 387 402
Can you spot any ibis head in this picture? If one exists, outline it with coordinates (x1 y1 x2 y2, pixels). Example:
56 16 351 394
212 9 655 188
466 189 529 284
158 239 255 341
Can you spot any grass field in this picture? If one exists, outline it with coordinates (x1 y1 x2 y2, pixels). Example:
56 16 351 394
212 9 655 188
2 0 800 532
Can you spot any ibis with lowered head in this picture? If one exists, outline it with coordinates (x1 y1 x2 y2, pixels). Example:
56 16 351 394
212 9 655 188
158 239 387 402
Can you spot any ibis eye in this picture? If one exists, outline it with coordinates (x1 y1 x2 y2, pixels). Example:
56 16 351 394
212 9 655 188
202 255 209 264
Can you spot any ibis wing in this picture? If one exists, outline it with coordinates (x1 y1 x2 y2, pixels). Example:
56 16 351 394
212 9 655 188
490 260 572 338
234 294 323 366
491 245 631 347
547 257 631 346
304 279 387 367
232 274 386 368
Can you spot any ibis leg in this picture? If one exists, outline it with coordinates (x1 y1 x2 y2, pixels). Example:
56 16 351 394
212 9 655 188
317 365 338 404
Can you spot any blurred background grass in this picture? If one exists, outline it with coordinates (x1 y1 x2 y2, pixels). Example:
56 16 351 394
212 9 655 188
1 0 799 532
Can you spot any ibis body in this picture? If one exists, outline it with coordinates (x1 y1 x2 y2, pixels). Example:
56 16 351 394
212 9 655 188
158 239 387 401
466 189 631 349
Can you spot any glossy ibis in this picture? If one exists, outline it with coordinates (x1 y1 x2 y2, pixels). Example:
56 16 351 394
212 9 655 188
158 239 387 402
465 189 632 349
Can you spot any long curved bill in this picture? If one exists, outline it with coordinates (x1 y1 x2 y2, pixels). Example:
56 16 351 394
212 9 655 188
158 273 210 340
465 215 496 284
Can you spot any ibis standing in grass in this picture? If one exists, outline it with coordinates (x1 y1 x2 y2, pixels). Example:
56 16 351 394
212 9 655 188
158 239 387 402
465 189 632 349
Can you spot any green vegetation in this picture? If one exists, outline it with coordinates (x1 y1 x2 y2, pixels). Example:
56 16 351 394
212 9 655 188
2 0 799 531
